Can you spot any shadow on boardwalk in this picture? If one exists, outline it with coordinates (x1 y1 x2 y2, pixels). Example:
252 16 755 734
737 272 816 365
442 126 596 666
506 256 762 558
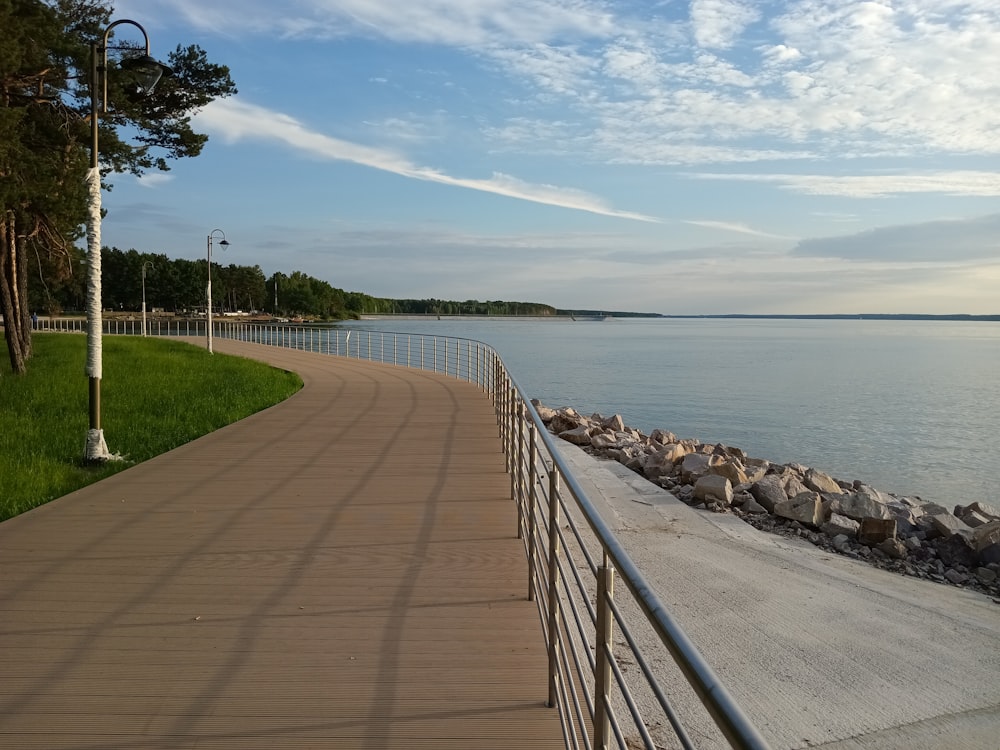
0 340 564 749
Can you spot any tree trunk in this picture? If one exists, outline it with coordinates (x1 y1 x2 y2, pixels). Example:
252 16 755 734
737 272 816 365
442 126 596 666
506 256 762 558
0 212 31 375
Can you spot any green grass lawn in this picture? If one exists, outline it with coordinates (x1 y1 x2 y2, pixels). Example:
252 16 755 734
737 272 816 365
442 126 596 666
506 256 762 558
0 334 303 522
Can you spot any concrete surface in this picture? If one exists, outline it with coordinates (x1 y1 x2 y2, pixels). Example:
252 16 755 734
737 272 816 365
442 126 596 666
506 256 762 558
555 441 1000 750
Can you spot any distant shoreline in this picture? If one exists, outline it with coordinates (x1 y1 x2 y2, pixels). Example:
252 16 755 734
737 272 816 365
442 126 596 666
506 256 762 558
358 312 1000 322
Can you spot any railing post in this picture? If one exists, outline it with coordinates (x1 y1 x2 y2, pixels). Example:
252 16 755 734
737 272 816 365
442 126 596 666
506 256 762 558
594 559 615 750
527 422 538 601
546 469 561 709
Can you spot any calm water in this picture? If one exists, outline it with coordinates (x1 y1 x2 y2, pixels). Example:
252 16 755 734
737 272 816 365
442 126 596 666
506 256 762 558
343 317 1000 508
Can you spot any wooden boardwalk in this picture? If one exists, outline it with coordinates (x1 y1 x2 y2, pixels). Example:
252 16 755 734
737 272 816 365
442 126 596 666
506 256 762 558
0 340 565 749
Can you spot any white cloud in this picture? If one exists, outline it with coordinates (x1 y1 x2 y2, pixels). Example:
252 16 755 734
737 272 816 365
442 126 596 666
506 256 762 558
690 0 761 49
123 0 616 45
684 220 797 240
689 171 1000 197
196 98 658 222
136 173 174 188
793 213 1000 261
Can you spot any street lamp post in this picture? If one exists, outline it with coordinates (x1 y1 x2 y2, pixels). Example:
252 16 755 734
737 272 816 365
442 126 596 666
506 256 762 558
84 19 171 462
206 229 230 354
141 261 153 336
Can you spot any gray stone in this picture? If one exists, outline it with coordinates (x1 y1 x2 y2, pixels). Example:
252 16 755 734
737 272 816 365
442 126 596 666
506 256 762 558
975 567 998 584
590 432 619 450
956 501 1000 524
693 475 733 506
743 497 769 515
804 468 843 495
821 512 860 538
831 491 892 523
679 453 712 482
648 428 677 444
926 512 971 539
559 425 593 445
972 521 1000 564
774 492 824 527
877 538 908 560
707 460 749 487
600 413 626 432
944 568 968 585
750 475 787 513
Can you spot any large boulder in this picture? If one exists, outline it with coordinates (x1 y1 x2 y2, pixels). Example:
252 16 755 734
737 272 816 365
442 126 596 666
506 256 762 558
648 428 677 445
923 511 972 540
821 512 860 538
694 475 733 506
707 460 749 487
829 491 891 522
972 521 1000 564
955 502 1000 528
679 453 713 482
599 413 626 432
559 425 593 446
531 400 557 422
774 492 824 526
590 432 619 450
804 468 843 495
750 475 787 513
550 408 586 434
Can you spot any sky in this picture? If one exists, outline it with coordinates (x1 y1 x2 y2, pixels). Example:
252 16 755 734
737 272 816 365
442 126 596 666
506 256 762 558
103 0 1000 315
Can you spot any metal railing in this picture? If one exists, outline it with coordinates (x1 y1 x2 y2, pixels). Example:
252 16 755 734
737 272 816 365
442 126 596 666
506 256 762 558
37 318 770 749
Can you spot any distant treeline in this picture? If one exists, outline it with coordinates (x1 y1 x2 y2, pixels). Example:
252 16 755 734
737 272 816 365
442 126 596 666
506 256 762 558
662 314 1000 321
28 247 634 319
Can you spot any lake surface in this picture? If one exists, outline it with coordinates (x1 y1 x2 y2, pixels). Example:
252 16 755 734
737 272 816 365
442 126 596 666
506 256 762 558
342 317 1000 508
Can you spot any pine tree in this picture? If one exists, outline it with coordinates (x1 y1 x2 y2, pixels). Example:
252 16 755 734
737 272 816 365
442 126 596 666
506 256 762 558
0 0 236 373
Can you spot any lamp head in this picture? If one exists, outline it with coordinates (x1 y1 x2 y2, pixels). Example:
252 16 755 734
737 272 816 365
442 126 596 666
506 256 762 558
120 54 173 99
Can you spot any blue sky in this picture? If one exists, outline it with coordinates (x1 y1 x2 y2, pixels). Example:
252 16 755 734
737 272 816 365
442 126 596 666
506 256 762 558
105 0 999 314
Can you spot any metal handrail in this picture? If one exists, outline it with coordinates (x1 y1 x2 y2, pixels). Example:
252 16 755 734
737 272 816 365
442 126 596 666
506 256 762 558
38 317 771 749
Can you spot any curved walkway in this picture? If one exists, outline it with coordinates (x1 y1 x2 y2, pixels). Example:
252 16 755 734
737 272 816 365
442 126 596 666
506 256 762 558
0 340 564 749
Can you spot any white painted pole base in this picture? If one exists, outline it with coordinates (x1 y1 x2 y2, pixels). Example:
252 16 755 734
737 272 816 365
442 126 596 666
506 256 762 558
84 429 120 463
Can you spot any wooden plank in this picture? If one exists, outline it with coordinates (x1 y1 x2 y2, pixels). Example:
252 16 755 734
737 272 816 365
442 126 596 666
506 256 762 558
0 342 564 749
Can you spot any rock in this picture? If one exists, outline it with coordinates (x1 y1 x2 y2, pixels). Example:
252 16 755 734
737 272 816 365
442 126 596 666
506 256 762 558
877 538 908 560
531 400 557 422
972 521 1000 564
944 568 968 585
935 534 977 569
649 428 677 444
831 534 852 552
782 474 811 499
831 491 892 523
707 460 749 486
925 512 971 539
750 475 787 513
743 497 769 515
954 501 1000 530
857 518 896 546
804 468 843 495
590 432 619 450
821 512 860 538
559 425 593 445
975 567 998 585
955 501 1000 525
774 492 824 527
679 453 712 482
693 475 733 506
599 413 625 432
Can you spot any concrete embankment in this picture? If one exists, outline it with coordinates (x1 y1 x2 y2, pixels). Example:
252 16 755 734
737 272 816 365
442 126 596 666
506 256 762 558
555 440 1000 750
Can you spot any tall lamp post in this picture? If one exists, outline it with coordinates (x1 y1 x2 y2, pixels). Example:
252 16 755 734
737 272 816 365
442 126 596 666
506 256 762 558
206 229 230 354
84 19 171 462
140 261 153 336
